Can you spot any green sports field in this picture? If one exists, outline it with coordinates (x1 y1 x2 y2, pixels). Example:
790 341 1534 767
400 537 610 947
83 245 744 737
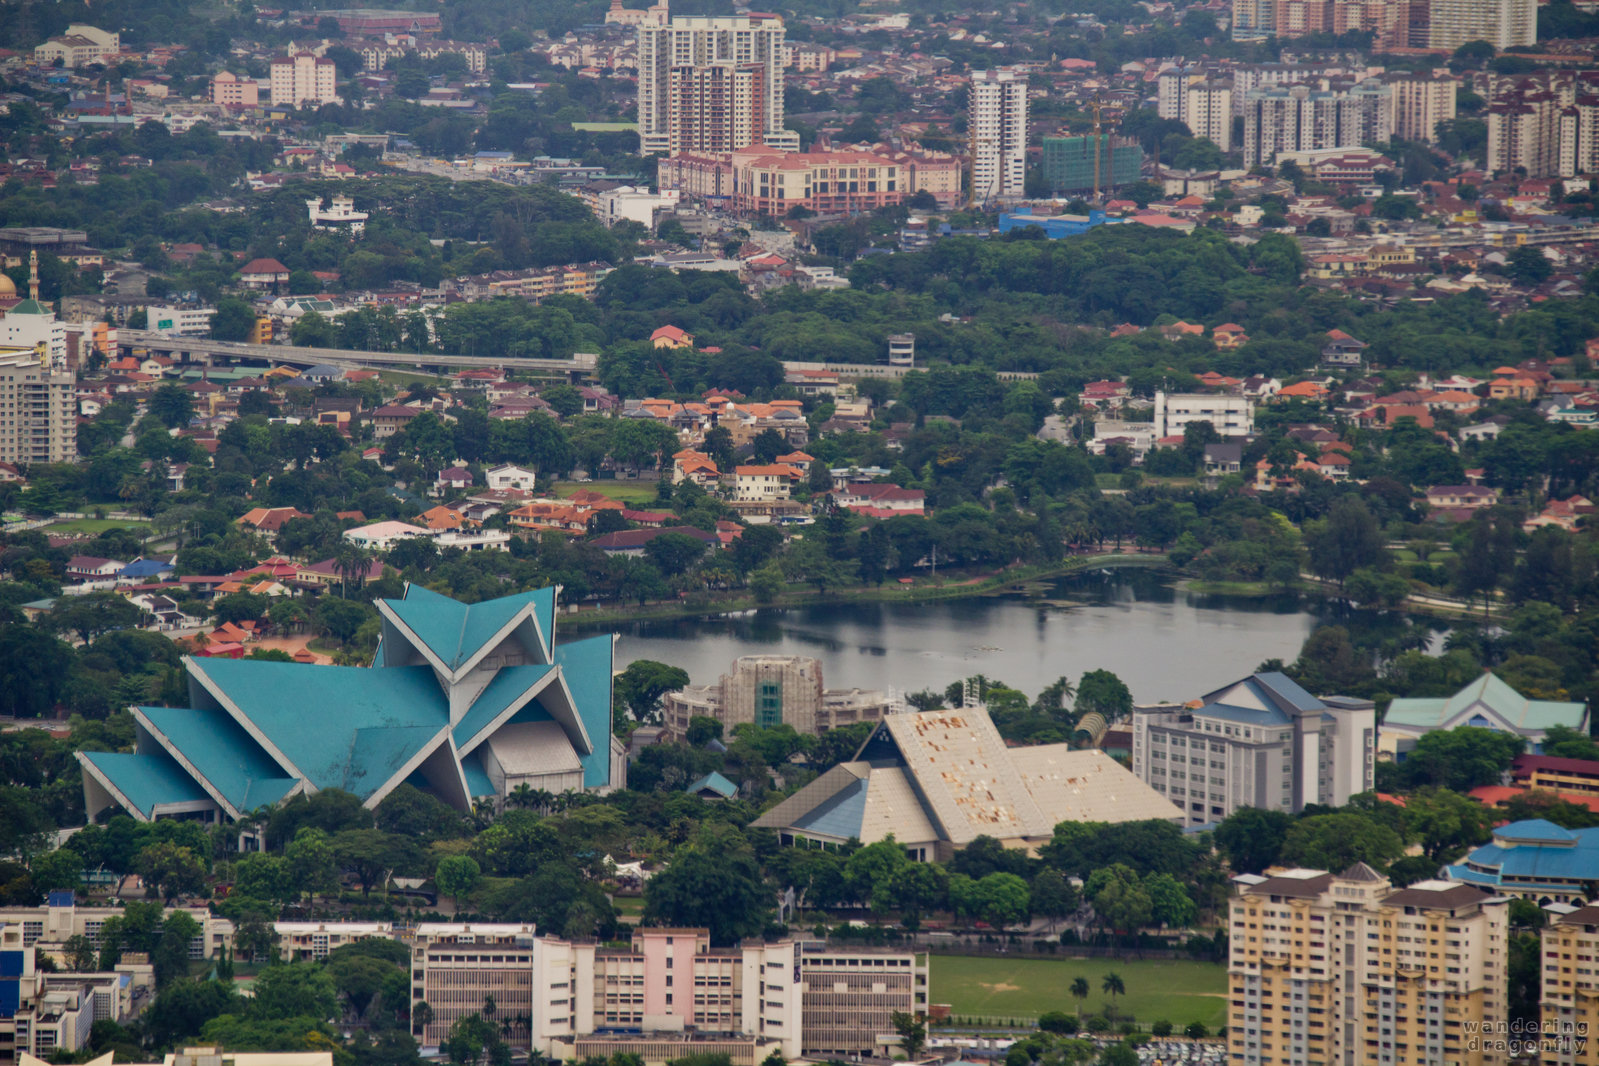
929 954 1227 1030
554 480 661 504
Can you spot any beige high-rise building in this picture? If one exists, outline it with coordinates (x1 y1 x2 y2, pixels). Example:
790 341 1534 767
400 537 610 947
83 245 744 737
0 345 75 465
1229 867 1509 1066
638 15 790 157
968 69 1029 202
1541 904 1599 1066
410 924 537 1048
269 53 336 108
663 654 901 739
1427 0 1534 49
1242 81 1392 167
1384 71 1458 143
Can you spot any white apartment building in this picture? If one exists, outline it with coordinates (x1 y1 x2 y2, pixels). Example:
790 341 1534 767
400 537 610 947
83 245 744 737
274 922 393 961
1131 672 1375 826
1157 67 1196 121
411 924 537 1048
1229 870 1508 1066
968 69 1028 203
1230 0 1275 40
732 464 795 502
1184 79 1234 152
637 16 790 156
0 924 142 1066
0 897 231 961
33 26 119 69
1428 0 1535 49
1152 390 1255 439
1383 71 1458 143
1483 74 1599 178
270 53 337 108
145 306 215 337
1242 80 1392 167
0 346 76 465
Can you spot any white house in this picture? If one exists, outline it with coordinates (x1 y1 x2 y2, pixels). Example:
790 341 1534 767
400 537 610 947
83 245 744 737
1153 391 1255 438
733 464 798 502
485 464 538 492
343 521 430 552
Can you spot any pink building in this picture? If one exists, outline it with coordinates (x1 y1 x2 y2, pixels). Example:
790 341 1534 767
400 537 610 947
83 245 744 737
210 71 259 108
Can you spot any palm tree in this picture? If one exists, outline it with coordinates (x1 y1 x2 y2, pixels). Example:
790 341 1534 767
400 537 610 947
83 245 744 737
1070 977 1089 1017
333 541 373 599
1101 972 1125 1009
508 783 535 810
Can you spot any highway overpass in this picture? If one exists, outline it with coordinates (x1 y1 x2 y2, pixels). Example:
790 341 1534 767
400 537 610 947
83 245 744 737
116 331 600 381
117 334 1039 386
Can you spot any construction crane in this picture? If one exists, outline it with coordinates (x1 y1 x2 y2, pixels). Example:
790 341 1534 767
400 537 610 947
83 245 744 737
1087 96 1115 203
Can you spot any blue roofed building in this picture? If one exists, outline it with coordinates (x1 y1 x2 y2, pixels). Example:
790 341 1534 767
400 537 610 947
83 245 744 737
1380 671 1589 760
77 585 623 828
1130 672 1377 827
1445 819 1599 905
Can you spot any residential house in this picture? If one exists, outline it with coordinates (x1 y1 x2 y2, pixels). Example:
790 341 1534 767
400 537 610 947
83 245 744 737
239 258 291 291
343 521 430 551
1425 485 1499 511
434 467 474 496
832 483 926 518
414 506 468 532
66 556 126 584
485 465 538 492
672 449 721 487
237 507 310 538
369 405 420 439
650 325 694 349
733 464 800 503
587 525 718 557
1213 323 1250 350
1202 443 1243 477
1321 329 1368 370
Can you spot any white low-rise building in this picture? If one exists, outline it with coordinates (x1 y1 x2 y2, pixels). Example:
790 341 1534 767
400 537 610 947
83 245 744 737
1153 390 1255 438
342 521 431 552
145 306 216 337
274 921 393 960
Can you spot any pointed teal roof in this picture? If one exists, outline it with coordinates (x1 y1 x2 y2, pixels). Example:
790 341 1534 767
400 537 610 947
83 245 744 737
135 705 299 816
686 771 738 799
1386 671 1587 735
386 584 553 670
78 749 211 819
554 633 614 788
7 299 50 316
80 586 615 824
190 658 448 798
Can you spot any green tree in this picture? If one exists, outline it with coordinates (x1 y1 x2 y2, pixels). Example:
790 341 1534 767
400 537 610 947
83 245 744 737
435 854 482 910
1072 669 1132 723
149 383 196 429
286 827 338 903
1303 496 1386 587
1403 787 1494 862
892 1011 926 1058
136 842 206 901
253 960 339 1020
1143 872 1197 928
1070 976 1090 1016
1391 726 1525 792
1214 808 1293 874
643 833 769 946
49 593 145 645
1085 865 1152 932
1281 812 1404 872
210 297 258 341
612 660 690 731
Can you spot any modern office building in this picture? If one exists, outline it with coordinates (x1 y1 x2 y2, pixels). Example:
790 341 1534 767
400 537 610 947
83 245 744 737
755 706 1181 860
269 53 337 108
663 655 901 740
1383 71 1458 143
968 69 1028 203
1228 867 1509 1066
1040 135 1144 195
412 923 537 1048
1152 391 1256 438
1130 672 1375 827
1427 0 1535 49
76 585 623 826
637 15 791 156
1242 81 1393 167
1541 903 1599 1065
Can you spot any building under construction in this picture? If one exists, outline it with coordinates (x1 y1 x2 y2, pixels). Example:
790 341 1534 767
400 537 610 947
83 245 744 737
1041 134 1144 195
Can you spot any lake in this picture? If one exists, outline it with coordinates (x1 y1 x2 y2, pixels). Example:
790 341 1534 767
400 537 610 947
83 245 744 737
613 568 1328 704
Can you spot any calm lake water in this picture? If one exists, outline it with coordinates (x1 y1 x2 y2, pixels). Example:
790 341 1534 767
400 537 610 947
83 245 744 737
613 569 1327 704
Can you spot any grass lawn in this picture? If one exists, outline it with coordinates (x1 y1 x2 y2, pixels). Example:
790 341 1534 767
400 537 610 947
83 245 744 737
929 954 1227 1030
47 518 151 535
553 480 661 504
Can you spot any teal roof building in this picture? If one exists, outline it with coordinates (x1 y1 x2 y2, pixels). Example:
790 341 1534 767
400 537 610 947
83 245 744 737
77 585 622 824
1382 672 1589 757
